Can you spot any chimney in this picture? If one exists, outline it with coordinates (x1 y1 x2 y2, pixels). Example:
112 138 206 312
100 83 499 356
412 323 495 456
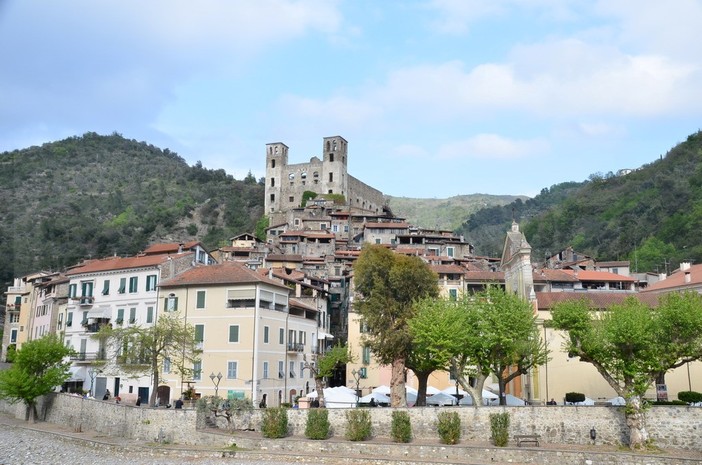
681 261 692 271
178 243 184 253
685 271 691 284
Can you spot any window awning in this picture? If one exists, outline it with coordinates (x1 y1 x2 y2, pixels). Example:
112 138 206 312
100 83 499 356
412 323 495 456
317 331 334 340
87 306 111 319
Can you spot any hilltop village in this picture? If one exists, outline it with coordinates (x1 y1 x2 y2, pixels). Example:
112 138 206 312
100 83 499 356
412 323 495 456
3 135 700 407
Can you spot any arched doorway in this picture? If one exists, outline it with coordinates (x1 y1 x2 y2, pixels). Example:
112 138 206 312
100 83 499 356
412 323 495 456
157 385 171 406
289 388 297 405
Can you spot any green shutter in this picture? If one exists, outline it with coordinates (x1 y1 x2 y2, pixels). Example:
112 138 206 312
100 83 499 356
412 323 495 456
118 278 126 293
102 280 110 295
196 290 206 308
229 325 239 343
195 325 204 343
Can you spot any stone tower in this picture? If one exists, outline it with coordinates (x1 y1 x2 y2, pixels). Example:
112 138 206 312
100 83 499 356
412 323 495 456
264 142 289 214
320 136 349 198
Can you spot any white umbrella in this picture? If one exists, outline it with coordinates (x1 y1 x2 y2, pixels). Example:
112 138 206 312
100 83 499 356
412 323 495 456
426 392 457 406
573 397 595 406
359 392 390 404
440 386 468 396
504 394 527 406
426 385 441 395
458 390 499 406
607 396 626 406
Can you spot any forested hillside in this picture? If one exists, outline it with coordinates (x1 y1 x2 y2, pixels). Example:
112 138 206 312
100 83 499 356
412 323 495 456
0 132 264 286
459 131 702 272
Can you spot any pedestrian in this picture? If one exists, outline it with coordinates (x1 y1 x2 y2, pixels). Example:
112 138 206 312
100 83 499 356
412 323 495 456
175 398 183 409
115 396 121 404
102 389 110 401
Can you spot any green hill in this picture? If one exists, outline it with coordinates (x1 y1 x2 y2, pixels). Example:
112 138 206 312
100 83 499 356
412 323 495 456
0 132 264 286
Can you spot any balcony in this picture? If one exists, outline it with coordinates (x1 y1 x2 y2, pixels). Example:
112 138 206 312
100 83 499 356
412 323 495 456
70 351 107 363
78 296 94 306
287 342 305 353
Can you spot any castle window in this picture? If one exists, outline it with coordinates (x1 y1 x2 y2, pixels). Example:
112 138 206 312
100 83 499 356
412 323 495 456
270 193 275 202
333 140 337 150
313 171 319 178
301 172 307 179
289 196 294 203
270 178 275 187
288 173 295 180
330 153 334 162
271 159 276 168
328 190 333 194
329 173 333 182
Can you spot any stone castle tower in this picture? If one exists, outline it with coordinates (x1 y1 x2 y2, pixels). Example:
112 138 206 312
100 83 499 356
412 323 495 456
264 136 384 226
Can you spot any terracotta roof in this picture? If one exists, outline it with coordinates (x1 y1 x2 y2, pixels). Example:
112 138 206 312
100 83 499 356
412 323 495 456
430 264 466 275
219 246 257 252
596 261 630 267
159 262 286 289
66 254 188 275
142 241 202 255
560 270 636 282
536 291 659 310
464 270 505 281
642 263 702 293
289 298 317 311
532 269 579 282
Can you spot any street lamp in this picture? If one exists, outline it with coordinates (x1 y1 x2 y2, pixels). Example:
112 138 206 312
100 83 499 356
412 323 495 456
87 368 101 398
209 372 222 398
351 369 362 407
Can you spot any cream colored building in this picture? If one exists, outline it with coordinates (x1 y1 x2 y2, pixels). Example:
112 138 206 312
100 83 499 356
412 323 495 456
158 261 320 407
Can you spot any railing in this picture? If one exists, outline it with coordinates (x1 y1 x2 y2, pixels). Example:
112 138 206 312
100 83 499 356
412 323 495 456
78 296 94 306
70 351 107 362
287 342 305 352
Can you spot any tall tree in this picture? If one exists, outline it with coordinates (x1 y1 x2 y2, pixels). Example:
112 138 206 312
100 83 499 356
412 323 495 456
551 293 702 450
353 244 439 407
303 343 353 408
0 334 74 422
94 313 201 406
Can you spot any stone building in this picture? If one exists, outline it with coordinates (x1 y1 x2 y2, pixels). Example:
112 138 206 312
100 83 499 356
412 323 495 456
264 136 385 226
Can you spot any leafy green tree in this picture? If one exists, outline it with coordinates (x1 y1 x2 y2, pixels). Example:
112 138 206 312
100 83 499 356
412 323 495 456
0 334 74 422
551 293 702 450
303 343 353 408
254 215 269 242
353 244 439 407
630 237 675 273
94 313 201 406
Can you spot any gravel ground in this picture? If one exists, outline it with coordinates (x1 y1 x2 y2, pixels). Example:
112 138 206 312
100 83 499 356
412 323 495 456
0 424 329 465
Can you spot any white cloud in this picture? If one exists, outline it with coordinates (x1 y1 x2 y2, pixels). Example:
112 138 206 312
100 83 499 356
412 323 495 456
435 134 549 160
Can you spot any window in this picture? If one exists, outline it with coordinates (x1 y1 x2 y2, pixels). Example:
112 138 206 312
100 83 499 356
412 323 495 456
375 239 381 244
129 277 138 293
278 361 284 379
360 321 368 333
66 312 73 327
344 225 349 233
288 329 296 344
271 159 276 168
298 330 306 346
329 173 333 182
263 326 269 344
449 288 458 301
447 247 455 258
289 196 294 203
270 177 275 187
270 193 275 202
196 290 206 309
289 360 295 378
320 223 327 230
300 362 305 379
146 306 154 324
129 308 136 324
227 361 238 379
263 362 269 380
330 153 334 162
102 279 110 295
10 329 17 343
81 281 93 297
118 278 126 294
81 311 88 326
362 346 371 365
229 325 240 343
146 275 157 291
165 294 178 312
163 357 171 374
332 224 338 233
193 361 202 380
57 313 63 330
194 325 204 343
279 328 284 344
68 284 77 298
116 308 124 325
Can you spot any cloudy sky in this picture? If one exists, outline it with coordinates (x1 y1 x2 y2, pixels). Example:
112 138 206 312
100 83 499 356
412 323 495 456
2 1 701 198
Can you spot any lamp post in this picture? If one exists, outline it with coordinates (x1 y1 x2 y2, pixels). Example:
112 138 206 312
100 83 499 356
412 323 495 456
351 369 361 407
209 372 222 398
87 368 101 398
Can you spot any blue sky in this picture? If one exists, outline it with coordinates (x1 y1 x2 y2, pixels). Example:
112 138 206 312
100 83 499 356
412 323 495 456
2 1 701 198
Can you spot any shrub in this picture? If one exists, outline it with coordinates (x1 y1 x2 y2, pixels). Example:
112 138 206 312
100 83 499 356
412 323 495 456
305 408 330 440
678 391 702 404
261 407 288 438
437 411 461 445
391 411 412 443
565 392 585 404
345 409 372 441
489 412 510 447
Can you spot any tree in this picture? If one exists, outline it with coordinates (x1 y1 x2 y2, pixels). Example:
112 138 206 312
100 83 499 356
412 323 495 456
0 334 74 422
551 293 702 450
94 313 201 406
477 286 548 405
304 343 353 408
353 244 439 407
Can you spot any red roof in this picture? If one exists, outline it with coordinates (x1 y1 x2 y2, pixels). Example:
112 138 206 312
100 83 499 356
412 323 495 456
561 270 636 282
533 269 579 282
430 264 466 275
643 263 702 293
142 241 202 255
159 262 286 289
66 254 187 275
536 291 659 310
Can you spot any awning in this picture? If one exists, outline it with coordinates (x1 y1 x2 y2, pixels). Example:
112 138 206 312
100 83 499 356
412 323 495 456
87 306 111 319
317 331 334 340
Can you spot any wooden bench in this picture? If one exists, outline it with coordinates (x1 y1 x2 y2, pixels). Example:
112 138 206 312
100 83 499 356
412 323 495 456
514 434 540 447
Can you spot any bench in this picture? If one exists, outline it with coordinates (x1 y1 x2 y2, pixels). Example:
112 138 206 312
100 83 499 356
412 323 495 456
514 434 540 447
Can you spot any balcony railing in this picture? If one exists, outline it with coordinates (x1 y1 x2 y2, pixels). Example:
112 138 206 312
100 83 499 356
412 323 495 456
70 351 107 362
78 296 94 306
287 342 305 353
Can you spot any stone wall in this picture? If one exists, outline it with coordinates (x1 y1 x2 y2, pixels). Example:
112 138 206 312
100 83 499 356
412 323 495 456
2 394 701 451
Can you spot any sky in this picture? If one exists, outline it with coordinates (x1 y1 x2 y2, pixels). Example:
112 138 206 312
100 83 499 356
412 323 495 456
2 1 702 198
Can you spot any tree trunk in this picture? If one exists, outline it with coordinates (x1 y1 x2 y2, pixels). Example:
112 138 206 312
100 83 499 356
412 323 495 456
461 372 488 407
498 377 506 406
314 376 326 408
414 370 431 407
150 368 160 406
625 395 649 450
26 403 37 423
390 356 407 407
